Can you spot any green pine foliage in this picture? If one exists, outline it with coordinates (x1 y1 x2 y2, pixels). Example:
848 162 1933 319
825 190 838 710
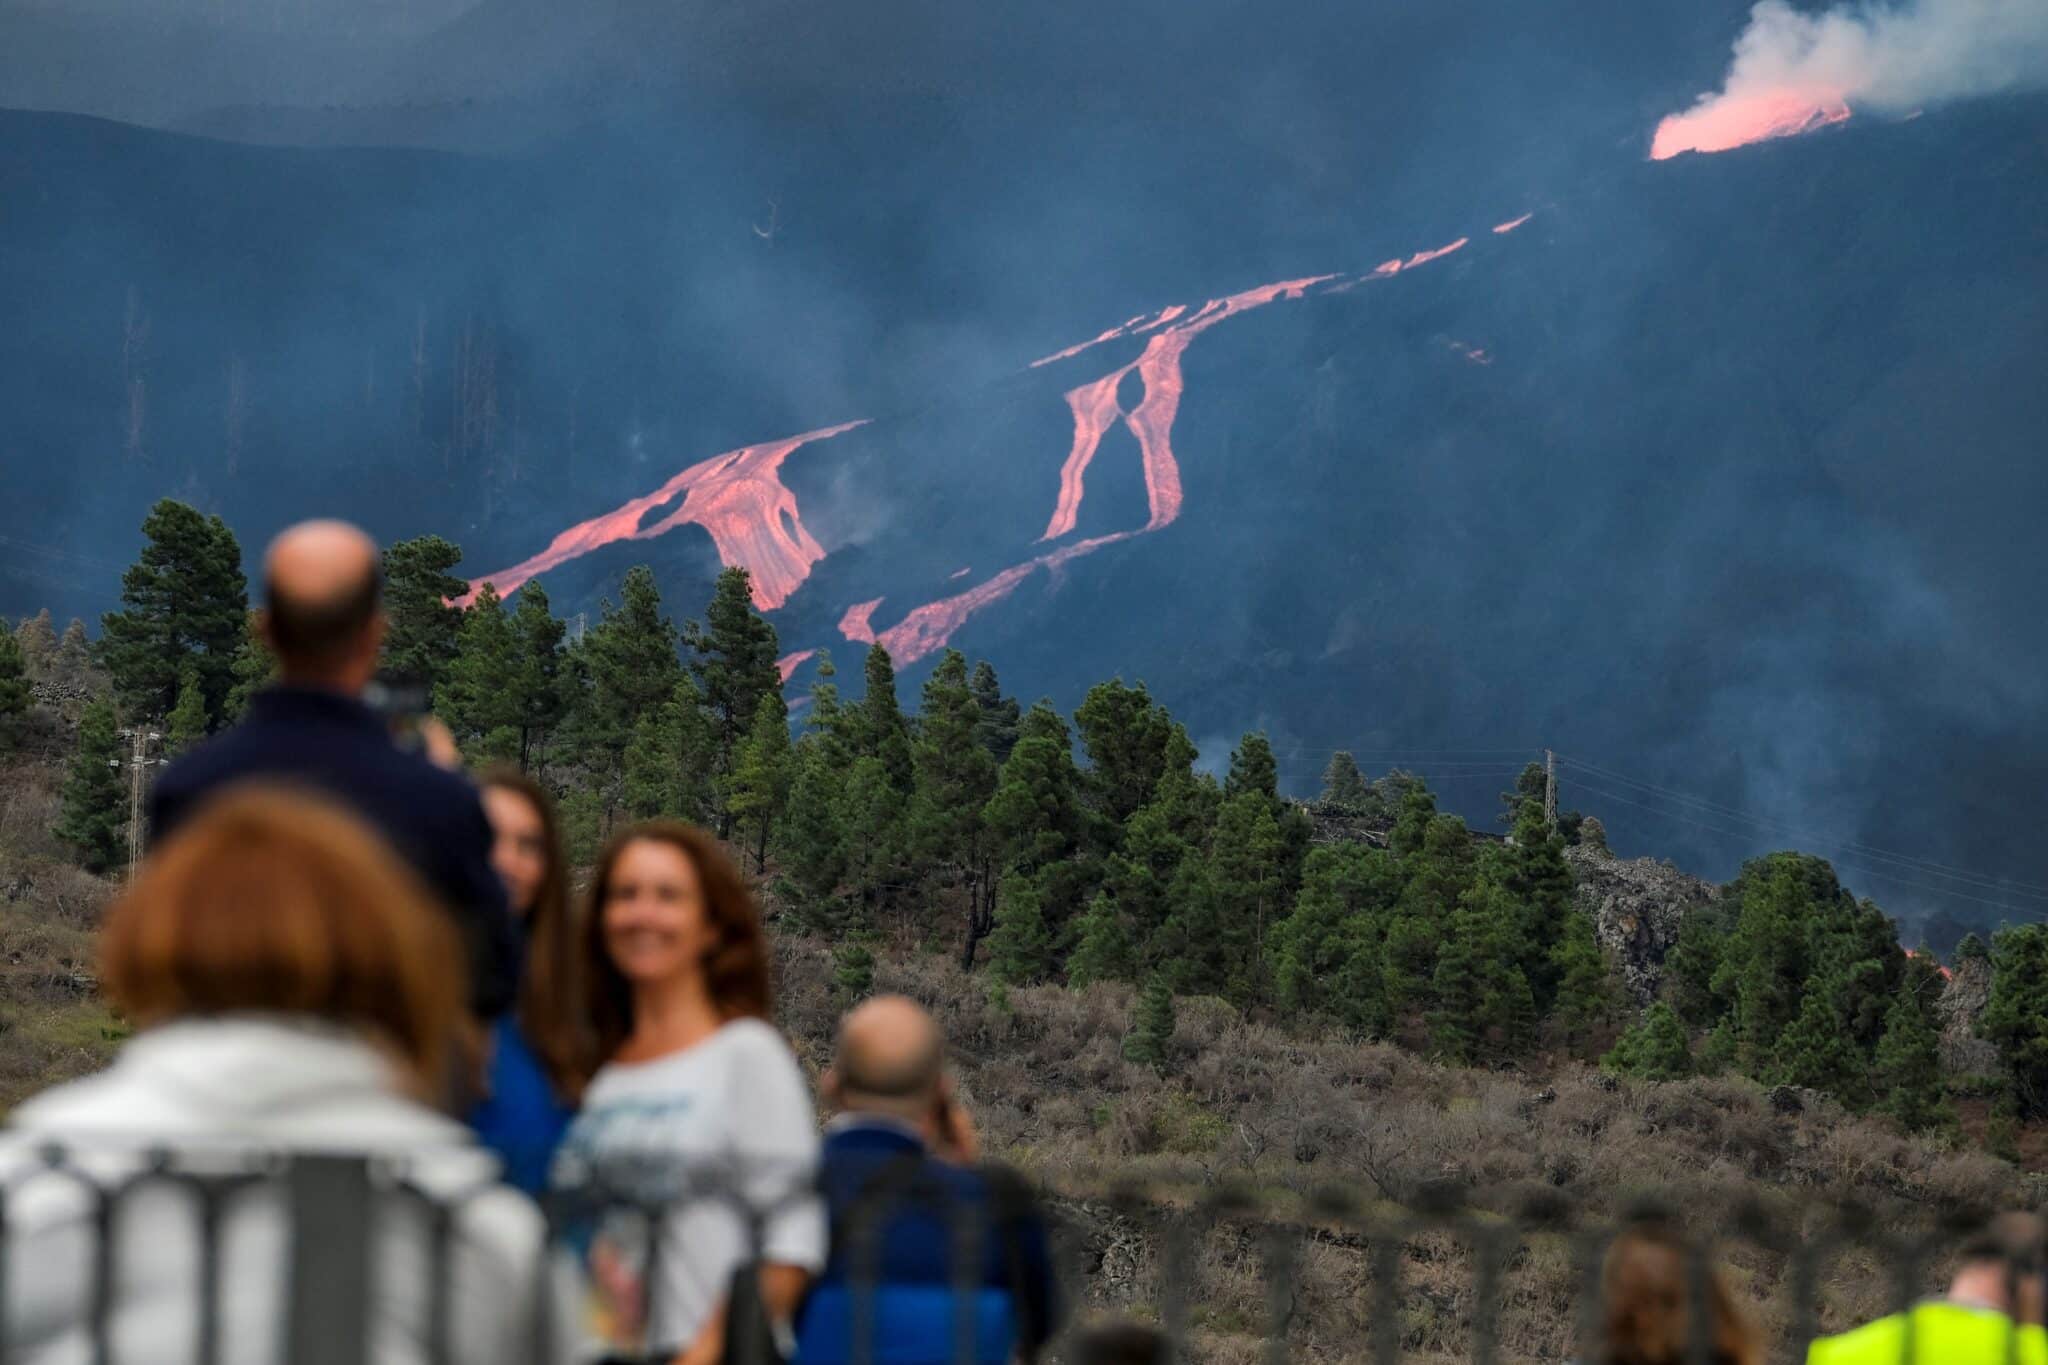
439 582 521 762
968 660 1020 765
1126 974 1177 1071
1873 991 1954 1133
1067 893 1135 989
725 692 792 871
1319 750 1372 811
164 669 208 756
56 699 126 874
380 535 468 689
833 939 876 1006
99 499 248 728
1983 925 2048 1119
987 871 1056 986
0 626 30 751
688 567 783 828
1604 1002 1693 1082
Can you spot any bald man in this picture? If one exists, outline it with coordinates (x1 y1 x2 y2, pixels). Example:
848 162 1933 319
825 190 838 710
791 996 1059 1364
148 521 516 1018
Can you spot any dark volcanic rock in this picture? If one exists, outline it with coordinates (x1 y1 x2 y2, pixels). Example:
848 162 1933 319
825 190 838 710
1564 835 1717 1006
1937 956 1999 1076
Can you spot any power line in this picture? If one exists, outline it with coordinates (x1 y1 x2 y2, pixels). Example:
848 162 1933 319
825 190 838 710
1563 776 2046 918
1554 753 2048 901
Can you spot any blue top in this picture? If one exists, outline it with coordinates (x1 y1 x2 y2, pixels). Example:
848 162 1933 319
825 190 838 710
149 686 518 1017
469 1016 577 1197
793 1123 1059 1365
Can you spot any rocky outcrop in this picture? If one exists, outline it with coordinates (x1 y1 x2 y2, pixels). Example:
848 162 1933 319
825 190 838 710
1937 955 1999 1075
1563 820 1717 1006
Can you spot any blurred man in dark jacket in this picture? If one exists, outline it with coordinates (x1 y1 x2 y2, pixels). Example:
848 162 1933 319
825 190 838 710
793 996 1059 1365
149 519 516 1018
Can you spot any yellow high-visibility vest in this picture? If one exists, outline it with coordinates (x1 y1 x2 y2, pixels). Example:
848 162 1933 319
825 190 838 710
1807 1302 2048 1365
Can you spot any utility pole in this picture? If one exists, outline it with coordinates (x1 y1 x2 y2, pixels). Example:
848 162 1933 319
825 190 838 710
1544 748 1558 831
115 723 164 880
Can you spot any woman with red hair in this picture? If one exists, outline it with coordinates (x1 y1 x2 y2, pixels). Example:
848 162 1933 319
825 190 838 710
554 822 824 1365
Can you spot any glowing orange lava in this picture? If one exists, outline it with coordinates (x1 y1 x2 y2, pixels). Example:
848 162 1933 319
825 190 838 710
462 421 865 610
1029 305 1188 369
776 649 816 683
839 598 885 644
1650 90 1850 160
1493 214 1532 234
949 566 973 579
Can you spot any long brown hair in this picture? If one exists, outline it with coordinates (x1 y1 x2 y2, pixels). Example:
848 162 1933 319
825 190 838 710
101 785 464 1089
479 768 587 1100
1601 1224 1761 1365
577 821 772 1084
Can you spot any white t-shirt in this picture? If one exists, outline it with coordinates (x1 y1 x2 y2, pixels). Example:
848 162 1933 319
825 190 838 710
553 1018 825 1354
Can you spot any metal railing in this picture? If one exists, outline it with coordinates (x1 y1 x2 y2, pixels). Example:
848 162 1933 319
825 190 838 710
0 1142 2023 1364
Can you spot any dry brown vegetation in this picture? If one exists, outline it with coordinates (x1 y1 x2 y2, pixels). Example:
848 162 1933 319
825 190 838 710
774 934 2040 1361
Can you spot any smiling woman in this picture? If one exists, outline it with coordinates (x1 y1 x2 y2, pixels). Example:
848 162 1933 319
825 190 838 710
554 823 824 1365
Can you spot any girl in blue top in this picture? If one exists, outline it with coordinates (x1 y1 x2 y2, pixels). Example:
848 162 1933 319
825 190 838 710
470 770 586 1195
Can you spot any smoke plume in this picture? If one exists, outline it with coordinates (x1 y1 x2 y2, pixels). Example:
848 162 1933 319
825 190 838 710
1653 0 2048 158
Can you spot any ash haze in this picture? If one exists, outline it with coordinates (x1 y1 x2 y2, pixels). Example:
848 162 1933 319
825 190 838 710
1654 0 2048 157
2 0 2046 948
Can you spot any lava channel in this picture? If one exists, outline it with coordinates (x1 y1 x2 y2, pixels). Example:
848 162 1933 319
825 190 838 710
462 420 865 610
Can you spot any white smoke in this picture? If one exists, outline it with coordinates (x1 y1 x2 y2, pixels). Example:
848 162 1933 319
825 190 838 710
1703 0 2048 116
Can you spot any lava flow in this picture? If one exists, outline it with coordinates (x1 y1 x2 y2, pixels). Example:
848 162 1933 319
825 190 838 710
1650 89 1850 160
776 649 816 683
844 230 1501 664
1493 214 1533 234
462 420 865 610
1040 275 1335 542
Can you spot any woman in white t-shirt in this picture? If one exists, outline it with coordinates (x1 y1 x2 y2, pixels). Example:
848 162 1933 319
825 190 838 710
553 821 825 1365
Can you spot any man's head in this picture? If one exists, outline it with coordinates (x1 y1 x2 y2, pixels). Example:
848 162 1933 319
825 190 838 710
1950 1211 2047 1325
825 994 948 1135
261 520 384 693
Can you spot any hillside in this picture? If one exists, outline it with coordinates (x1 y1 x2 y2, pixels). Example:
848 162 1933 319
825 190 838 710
4 84 2047 927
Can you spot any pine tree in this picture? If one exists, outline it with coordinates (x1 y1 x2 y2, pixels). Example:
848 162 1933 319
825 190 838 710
1269 842 1400 1034
1319 751 1371 811
1770 967 1870 1105
1389 779 1437 857
164 669 208 756
14 609 56 681
1508 805 1576 1010
1202 789 1287 1004
984 702 1086 875
856 646 915 793
1603 1003 1693 1082
622 676 715 823
833 939 876 1006
563 566 685 818
688 567 783 824
56 699 126 874
221 611 274 723
1956 932 1990 965
380 535 467 690
0 626 29 751
1663 905 1728 1025
969 660 1020 765
507 581 568 773
1067 893 1136 989
1548 909 1620 1053
1873 991 1953 1133
777 737 848 918
1075 679 1173 825
439 582 520 761
725 692 792 871
987 871 1056 985
99 500 248 727
1224 732 1279 803
1982 925 2048 1119
912 652 1000 962
1125 974 1177 1071
1428 879 1537 1063
838 755 910 919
